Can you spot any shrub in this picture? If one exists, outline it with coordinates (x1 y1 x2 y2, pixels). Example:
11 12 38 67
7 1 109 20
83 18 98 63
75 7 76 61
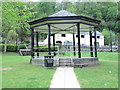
0 44 26 52
34 45 57 52
24 40 30 44
7 44 17 52
0 44 4 51
0 44 58 52
18 44 26 49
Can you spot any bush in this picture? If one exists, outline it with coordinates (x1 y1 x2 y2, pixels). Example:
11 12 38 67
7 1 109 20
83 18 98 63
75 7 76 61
0 44 26 52
24 40 30 44
34 45 57 52
0 44 4 51
0 44 58 52
7 44 17 52
18 44 26 49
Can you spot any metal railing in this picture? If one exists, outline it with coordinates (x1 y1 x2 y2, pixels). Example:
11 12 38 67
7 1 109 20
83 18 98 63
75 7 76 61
70 46 95 57
33 46 59 58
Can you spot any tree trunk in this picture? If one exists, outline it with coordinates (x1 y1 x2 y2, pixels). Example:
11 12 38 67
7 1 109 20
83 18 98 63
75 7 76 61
118 33 120 51
4 39 7 52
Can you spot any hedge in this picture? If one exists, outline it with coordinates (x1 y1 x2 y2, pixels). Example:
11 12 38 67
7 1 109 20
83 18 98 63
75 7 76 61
0 44 58 52
0 44 26 52
34 45 58 52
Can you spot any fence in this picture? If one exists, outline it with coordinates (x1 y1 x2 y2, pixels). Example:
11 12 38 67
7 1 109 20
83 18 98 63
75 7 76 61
19 45 119 57
70 46 94 57
33 46 59 58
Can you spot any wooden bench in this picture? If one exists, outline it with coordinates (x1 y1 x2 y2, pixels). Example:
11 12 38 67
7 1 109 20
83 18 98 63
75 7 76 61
19 49 31 56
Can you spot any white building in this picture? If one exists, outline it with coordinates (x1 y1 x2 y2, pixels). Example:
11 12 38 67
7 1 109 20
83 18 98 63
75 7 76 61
44 31 104 47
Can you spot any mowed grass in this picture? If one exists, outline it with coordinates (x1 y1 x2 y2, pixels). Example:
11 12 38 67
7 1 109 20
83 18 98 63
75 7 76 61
74 52 118 88
1 52 119 88
1 53 56 88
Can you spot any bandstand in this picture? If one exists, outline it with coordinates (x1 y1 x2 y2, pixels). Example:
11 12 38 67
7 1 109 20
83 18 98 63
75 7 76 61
28 10 101 67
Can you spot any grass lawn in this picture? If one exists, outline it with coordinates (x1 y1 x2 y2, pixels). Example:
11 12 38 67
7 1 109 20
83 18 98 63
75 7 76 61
1 53 56 88
1 51 119 88
34 51 119 88
74 52 118 88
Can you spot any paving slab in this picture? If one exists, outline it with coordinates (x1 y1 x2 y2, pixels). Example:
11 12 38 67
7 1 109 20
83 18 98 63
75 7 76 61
49 67 80 88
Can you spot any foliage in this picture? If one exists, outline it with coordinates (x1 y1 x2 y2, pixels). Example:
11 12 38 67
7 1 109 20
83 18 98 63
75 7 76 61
7 30 18 42
102 29 116 45
0 44 26 52
1 2 119 46
2 2 36 52
0 44 58 52
39 33 47 41
24 40 30 44
34 45 57 52
2 2 36 42
18 44 26 49
33 2 119 41
102 29 110 45
34 2 56 19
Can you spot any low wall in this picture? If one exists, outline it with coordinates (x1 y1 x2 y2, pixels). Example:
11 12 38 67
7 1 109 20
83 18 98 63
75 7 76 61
31 57 99 67
73 57 99 66
31 57 58 67
31 58 44 66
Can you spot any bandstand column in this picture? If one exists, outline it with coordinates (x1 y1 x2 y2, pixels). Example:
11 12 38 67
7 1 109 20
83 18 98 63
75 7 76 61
53 34 56 56
48 24 51 55
30 27 34 64
94 27 97 57
89 31 93 57
73 33 76 56
36 32 39 57
77 23 81 58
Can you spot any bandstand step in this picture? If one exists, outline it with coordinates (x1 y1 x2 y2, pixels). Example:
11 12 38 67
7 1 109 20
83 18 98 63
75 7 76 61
59 57 72 66
59 63 71 66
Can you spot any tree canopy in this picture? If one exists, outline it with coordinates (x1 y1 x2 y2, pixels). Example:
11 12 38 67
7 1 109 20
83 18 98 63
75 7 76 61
1 1 119 45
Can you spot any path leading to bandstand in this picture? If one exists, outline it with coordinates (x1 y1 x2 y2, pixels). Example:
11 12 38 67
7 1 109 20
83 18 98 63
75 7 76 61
49 67 80 88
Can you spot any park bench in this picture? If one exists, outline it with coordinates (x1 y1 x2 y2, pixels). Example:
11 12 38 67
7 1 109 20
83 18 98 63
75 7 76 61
19 49 31 56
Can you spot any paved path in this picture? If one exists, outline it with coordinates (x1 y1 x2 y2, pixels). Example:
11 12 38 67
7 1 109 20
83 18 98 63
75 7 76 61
49 67 80 88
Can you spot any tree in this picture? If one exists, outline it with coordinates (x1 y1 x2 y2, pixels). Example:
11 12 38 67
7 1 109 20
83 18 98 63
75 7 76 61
102 29 115 45
7 30 18 44
39 33 47 42
2 1 119 50
65 2 76 14
35 2 56 19
2 2 18 52
2 2 36 52
33 2 57 41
